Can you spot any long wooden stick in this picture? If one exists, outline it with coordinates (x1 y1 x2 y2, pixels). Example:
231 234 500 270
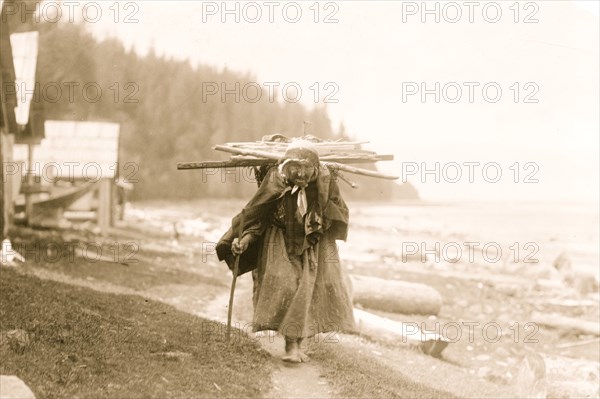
214 145 282 160
224 140 369 147
323 162 398 180
226 255 240 344
531 311 600 336
178 159 275 170
319 154 394 162
213 145 399 180
226 210 244 344
556 337 600 349
176 154 394 170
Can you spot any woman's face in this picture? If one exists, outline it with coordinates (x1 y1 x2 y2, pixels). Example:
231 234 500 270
284 160 316 188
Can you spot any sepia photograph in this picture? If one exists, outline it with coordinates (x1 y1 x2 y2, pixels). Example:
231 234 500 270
0 1 598 398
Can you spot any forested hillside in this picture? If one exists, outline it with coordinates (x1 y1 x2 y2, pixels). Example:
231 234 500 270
7 9 418 201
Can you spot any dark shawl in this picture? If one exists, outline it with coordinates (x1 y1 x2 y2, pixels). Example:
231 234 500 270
216 165 349 275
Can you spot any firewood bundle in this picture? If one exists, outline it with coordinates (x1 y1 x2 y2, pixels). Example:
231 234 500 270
177 135 398 186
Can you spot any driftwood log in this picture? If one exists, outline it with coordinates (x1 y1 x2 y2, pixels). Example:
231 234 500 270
350 274 443 316
353 308 450 356
530 312 600 336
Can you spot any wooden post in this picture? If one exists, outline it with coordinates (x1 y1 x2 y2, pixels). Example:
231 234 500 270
109 180 115 227
25 143 34 226
1 133 15 236
97 178 111 233
0 133 8 237
119 188 127 221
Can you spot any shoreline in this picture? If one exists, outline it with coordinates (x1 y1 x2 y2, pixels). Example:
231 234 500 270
4 200 599 398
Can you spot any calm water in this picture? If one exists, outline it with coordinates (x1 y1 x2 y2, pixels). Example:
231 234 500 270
130 200 599 279
344 201 599 278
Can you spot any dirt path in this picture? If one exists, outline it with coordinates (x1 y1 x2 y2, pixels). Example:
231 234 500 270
199 278 334 399
263 346 332 399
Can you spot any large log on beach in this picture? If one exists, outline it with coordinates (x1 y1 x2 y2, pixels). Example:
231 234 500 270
353 308 450 356
350 275 443 316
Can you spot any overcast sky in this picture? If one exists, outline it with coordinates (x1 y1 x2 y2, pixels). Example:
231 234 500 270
79 0 599 202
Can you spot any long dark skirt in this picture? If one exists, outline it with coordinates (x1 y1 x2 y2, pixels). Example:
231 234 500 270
252 226 355 339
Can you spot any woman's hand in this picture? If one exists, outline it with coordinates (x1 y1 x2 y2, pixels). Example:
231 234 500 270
231 235 251 256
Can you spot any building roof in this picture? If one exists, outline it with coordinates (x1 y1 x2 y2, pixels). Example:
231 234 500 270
14 121 121 179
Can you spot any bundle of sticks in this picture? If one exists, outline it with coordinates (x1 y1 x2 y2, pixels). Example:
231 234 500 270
177 136 398 186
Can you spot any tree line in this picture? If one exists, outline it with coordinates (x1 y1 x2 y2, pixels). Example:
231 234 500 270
6 4 418 201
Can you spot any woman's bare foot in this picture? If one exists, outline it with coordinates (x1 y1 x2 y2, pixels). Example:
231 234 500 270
298 350 310 362
297 338 310 362
282 338 301 363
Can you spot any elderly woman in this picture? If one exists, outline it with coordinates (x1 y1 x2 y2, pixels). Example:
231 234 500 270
217 140 355 362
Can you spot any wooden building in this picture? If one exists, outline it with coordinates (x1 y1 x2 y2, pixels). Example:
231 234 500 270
1 2 45 235
13 121 121 231
0 0 19 237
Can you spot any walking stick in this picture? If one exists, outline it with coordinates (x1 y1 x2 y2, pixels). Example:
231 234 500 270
226 255 240 344
226 211 243 344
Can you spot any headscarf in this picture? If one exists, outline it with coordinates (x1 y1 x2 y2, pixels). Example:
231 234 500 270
278 140 320 218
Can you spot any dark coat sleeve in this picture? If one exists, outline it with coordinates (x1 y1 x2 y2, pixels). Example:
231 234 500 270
216 168 284 275
323 173 349 241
